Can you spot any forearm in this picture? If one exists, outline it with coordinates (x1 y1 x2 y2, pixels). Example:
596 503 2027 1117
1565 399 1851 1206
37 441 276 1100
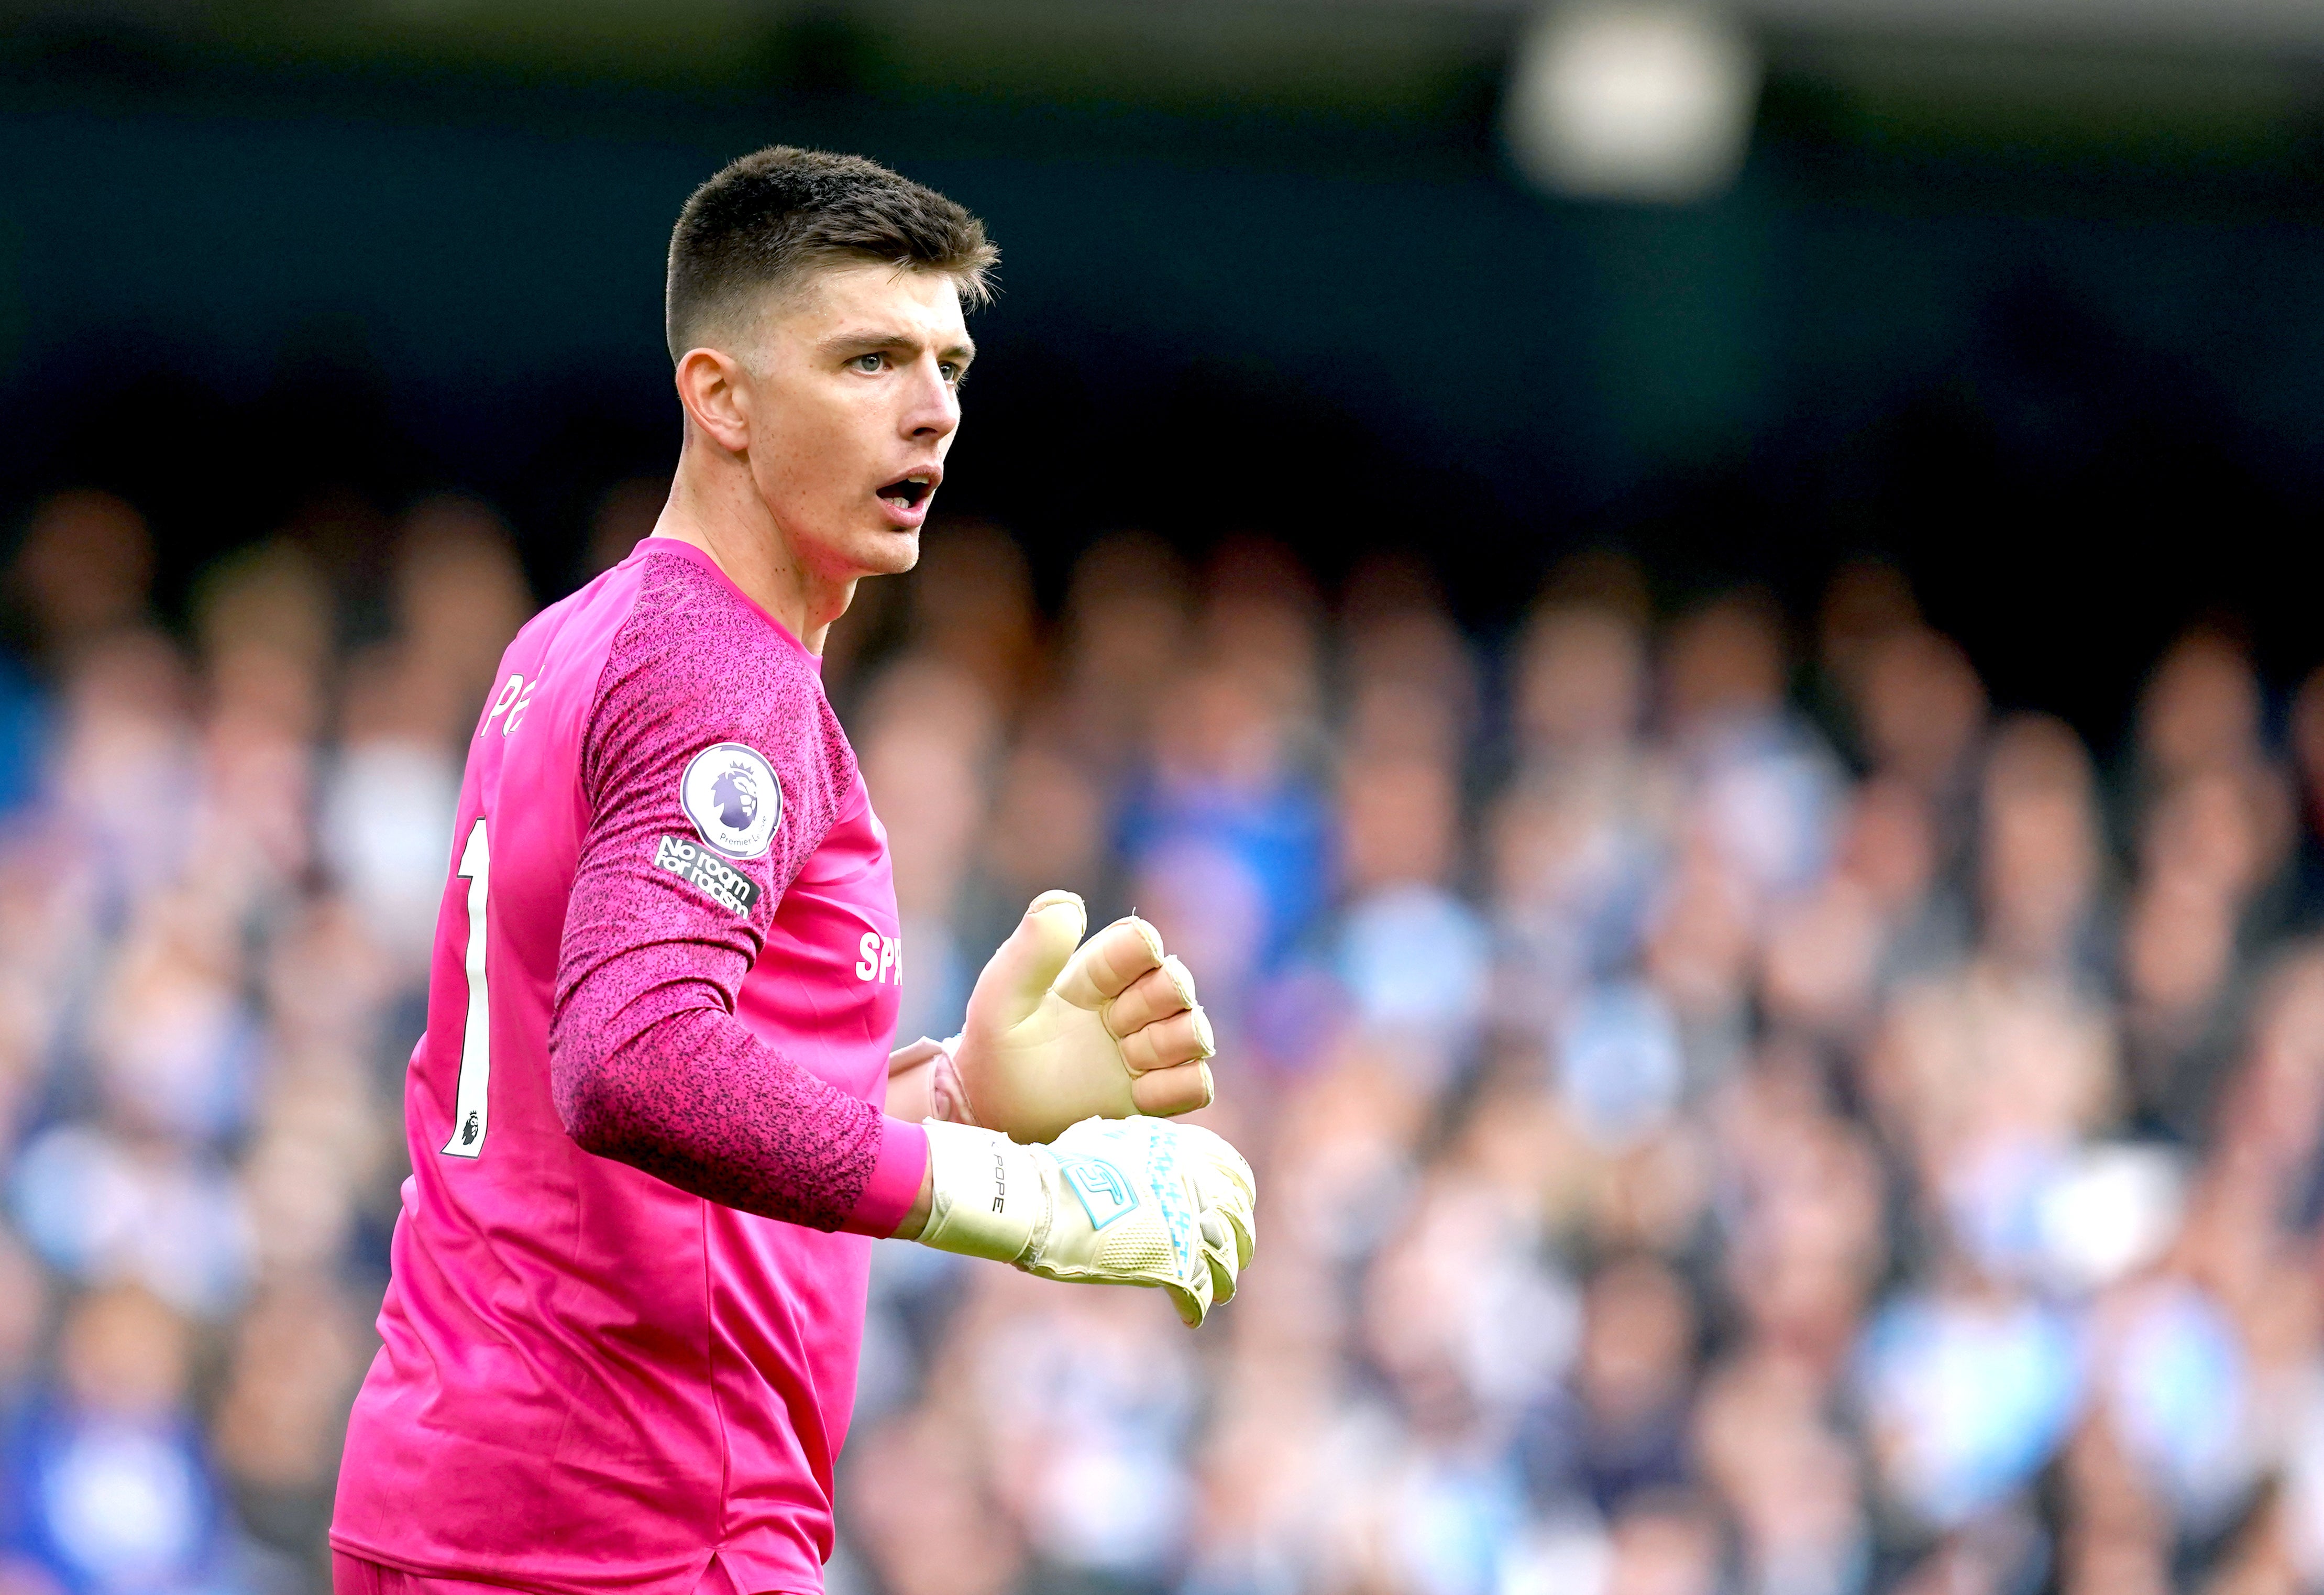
553 1003 926 1236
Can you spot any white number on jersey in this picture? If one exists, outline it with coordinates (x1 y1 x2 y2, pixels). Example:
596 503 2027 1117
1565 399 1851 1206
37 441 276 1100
442 817 493 1158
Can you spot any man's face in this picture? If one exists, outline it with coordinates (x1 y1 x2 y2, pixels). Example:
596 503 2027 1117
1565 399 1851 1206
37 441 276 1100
734 260 972 583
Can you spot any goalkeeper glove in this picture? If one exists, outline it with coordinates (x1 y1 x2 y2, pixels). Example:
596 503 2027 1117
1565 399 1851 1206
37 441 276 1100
915 1114 1257 1326
950 890 1216 1143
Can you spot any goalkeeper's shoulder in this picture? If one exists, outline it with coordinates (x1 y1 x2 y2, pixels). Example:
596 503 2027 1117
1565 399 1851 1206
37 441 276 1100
577 545 858 864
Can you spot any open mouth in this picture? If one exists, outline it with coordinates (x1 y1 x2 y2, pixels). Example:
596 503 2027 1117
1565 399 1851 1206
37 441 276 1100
878 475 934 511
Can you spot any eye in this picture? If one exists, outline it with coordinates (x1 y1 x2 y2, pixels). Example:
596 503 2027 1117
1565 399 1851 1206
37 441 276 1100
850 353 887 373
940 361 966 387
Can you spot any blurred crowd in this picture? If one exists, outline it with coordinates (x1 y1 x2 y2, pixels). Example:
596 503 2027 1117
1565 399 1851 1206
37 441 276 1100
6 489 2324 1595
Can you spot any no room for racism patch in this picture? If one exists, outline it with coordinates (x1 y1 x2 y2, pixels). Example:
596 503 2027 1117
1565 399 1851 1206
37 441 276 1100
652 834 763 915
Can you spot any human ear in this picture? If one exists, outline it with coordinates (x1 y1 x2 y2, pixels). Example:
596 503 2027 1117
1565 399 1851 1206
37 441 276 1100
673 347 753 454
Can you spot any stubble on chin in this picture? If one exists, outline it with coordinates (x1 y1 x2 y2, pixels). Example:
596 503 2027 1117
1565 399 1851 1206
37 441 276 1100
858 527 922 576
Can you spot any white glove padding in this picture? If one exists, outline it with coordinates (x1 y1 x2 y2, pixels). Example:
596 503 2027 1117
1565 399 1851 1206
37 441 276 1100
954 890 1216 1143
916 1115 1257 1327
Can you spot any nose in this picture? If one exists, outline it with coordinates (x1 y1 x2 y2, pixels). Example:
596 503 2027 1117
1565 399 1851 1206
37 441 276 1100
902 353 960 442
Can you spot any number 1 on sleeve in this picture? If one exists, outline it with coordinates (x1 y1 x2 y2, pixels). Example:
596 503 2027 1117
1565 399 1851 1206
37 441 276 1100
442 817 492 1159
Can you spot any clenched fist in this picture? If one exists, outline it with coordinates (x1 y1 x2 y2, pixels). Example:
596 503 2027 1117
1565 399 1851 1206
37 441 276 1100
952 889 1217 1143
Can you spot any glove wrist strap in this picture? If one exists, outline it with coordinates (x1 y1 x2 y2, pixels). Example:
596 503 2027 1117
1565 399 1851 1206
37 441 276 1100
916 1120 1045 1263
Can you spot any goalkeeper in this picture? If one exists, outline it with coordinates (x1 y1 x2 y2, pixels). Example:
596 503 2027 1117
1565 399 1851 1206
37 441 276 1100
331 146 1254 1595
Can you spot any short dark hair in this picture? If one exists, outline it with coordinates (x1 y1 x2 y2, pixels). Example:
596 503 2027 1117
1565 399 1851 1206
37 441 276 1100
665 146 997 361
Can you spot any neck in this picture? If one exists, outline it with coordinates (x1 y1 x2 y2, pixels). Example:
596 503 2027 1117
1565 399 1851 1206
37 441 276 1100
651 430 854 653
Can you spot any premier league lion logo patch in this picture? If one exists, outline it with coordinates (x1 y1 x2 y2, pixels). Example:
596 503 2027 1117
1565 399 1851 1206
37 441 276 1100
680 742 783 858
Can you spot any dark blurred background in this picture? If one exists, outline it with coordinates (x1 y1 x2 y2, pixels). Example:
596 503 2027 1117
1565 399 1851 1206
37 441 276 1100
13 5 2324 1595
12 0 2324 733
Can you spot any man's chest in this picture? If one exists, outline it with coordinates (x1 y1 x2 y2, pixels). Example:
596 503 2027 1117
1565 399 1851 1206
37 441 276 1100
733 784 902 1100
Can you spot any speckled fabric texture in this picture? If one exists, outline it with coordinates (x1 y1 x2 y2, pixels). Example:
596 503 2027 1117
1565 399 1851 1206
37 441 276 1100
549 549 886 1233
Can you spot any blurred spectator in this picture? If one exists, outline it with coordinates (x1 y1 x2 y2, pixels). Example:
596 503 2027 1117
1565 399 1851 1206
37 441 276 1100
1333 755 1489 1073
2123 628 2295 1138
1056 532 1193 776
847 1400 1025 1595
907 521 1044 714
1490 582 1664 1036
211 1278 371 1582
1602 1492 1723 1595
326 502 531 971
1697 1350 1867 1595
1814 560 1919 728
0 491 162 818
1341 553 1480 772
1975 714 2107 984
1517 1256 1700 1520
2138 625 2271 794
1513 596 1647 774
1660 592 1841 907
585 476 667 578
967 739 1110 959
6 492 155 660
1121 543 1331 1003
8 1285 228 1594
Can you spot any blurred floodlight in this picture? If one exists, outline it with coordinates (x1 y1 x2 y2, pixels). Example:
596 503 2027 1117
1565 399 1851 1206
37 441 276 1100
2038 1142 2186 1293
1505 3 1761 203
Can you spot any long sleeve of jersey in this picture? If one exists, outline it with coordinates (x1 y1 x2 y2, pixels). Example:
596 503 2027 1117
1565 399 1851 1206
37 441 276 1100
547 562 926 1236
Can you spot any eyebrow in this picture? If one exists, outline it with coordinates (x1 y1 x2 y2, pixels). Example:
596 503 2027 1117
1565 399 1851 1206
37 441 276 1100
820 326 977 364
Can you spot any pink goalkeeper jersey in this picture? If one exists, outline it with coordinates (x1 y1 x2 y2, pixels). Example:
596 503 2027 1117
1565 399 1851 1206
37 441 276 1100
333 537 930 1595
